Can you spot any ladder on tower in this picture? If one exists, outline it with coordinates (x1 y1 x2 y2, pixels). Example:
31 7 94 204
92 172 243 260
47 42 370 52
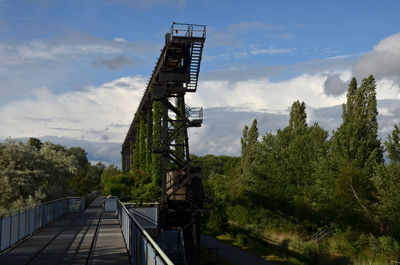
187 41 204 92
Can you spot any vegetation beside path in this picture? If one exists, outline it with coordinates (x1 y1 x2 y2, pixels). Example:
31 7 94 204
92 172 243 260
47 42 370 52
196 76 400 264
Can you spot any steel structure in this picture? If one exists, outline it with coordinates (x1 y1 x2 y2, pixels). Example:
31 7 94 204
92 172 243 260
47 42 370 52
121 22 206 264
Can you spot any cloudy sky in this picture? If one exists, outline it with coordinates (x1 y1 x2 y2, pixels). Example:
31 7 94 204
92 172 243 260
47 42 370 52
1 0 400 165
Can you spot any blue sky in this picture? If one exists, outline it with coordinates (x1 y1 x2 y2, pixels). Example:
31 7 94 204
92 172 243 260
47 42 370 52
1 0 400 163
3 0 400 91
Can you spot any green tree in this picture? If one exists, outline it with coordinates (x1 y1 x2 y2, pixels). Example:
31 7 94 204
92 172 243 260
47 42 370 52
373 163 400 238
76 162 105 195
240 125 248 155
101 164 121 186
373 123 400 238
252 102 327 220
385 124 400 164
101 166 134 202
67 147 89 172
28 137 43 150
0 140 77 210
67 147 90 194
323 75 382 225
289 100 307 129
240 119 258 181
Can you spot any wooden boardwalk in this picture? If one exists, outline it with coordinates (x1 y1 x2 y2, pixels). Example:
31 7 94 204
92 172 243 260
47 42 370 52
0 196 131 265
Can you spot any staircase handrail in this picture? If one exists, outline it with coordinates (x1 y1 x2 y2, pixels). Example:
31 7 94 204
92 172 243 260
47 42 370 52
312 226 335 243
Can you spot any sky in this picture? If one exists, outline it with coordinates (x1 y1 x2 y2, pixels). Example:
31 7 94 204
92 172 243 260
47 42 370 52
1 0 400 165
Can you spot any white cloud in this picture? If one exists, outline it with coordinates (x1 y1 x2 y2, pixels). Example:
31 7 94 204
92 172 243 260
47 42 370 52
1 73 399 160
1 73 347 151
353 33 400 82
227 21 284 32
91 55 135 70
0 76 146 142
0 32 158 66
2 32 400 159
208 21 290 47
376 78 400 100
112 0 185 8
0 40 119 66
323 74 348 96
187 74 346 111
113 37 127 43
250 47 291 55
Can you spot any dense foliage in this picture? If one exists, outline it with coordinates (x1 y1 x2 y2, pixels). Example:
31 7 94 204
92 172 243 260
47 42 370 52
195 75 400 264
0 139 103 211
100 101 164 203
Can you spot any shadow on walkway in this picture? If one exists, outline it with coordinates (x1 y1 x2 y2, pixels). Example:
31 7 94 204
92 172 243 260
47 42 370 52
201 234 276 265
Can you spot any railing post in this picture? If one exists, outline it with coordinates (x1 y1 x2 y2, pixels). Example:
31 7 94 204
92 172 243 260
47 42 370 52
25 208 28 238
9 212 11 248
0 215 2 251
145 241 148 265
17 210 20 242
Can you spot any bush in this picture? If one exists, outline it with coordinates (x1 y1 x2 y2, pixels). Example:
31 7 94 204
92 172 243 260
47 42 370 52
302 241 318 260
236 234 248 247
376 235 400 258
230 204 252 227
205 202 228 236
102 173 135 201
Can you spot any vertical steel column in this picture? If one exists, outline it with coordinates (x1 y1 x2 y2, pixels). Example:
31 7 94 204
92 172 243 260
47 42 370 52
181 96 190 161
161 98 168 197
175 95 186 163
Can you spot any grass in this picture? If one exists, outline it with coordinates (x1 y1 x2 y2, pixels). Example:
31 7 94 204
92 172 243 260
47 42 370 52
204 221 400 265
212 224 351 265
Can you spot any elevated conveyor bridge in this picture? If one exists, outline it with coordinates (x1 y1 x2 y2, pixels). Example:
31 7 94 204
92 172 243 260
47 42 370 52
121 22 207 265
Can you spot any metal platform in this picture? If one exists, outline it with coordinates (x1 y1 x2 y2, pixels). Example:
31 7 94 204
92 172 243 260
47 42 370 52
0 196 131 265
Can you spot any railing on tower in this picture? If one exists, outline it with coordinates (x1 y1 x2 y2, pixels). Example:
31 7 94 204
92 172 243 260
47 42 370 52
170 22 206 38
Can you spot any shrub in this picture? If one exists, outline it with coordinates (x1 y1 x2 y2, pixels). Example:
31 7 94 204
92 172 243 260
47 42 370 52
236 234 248 247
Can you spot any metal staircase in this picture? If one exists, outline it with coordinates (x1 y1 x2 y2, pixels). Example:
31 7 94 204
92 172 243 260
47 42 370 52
187 41 204 92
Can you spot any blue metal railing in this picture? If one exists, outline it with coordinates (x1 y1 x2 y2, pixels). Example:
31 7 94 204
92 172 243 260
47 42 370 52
0 191 99 252
104 197 174 265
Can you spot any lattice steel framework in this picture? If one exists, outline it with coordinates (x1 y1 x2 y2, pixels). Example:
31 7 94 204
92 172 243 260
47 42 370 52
121 22 206 264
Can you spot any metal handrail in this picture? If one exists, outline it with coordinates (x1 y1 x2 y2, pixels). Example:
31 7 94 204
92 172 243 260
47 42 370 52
0 195 94 253
312 226 335 243
170 22 206 38
185 106 203 120
0 197 81 218
0 190 100 218
126 206 157 227
113 197 174 265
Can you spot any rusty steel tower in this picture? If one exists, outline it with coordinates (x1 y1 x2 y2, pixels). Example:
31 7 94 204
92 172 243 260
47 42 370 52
121 23 206 264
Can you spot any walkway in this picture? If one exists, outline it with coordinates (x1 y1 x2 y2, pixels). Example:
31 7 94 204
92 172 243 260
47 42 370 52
0 196 131 265
201 234 275 265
